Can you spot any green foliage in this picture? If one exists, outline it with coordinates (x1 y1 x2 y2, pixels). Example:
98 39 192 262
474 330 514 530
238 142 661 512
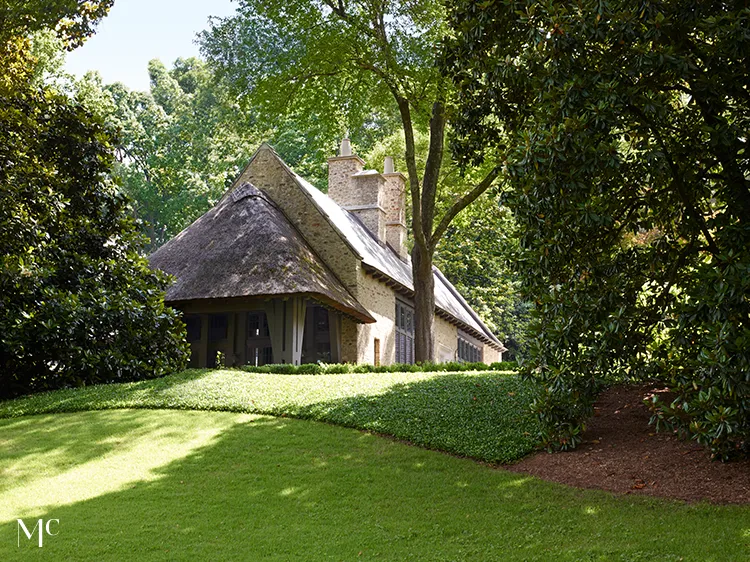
0 62 188 399
0 369 537 464
0 0 113 48
88 59 258 250
72 55 373 249
434 190 530 359
239 361 517 375
445 0 750 458
199 0 441 138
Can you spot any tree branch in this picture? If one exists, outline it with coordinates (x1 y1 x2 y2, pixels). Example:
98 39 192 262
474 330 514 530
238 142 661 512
431 167 500 246
625 103 720 255
395 96 426 251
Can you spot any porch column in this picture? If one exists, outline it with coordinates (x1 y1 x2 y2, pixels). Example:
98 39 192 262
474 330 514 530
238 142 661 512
264 297 307 365
329 311 342 363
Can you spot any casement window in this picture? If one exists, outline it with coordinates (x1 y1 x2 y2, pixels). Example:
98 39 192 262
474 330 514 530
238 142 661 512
457 334 482 363
395 301 415 364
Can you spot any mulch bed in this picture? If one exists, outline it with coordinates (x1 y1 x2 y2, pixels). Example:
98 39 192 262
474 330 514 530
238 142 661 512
508 384 750 504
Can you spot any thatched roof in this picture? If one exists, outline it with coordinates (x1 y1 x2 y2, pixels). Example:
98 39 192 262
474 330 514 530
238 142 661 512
149 182 374 323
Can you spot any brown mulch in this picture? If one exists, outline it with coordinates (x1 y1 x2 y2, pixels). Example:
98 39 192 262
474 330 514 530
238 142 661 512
508 384 750 504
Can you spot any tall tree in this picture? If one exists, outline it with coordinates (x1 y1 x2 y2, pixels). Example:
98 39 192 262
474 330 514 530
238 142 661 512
74 56 355 250
0 1 188 398
100 58 257 250
365 130 528 360
444 0 750 458
200 0 502 361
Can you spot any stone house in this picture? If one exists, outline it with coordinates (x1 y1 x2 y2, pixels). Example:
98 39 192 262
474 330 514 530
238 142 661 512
149 141 505 368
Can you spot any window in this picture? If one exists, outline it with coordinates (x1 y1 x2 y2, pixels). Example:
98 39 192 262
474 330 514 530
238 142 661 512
185 315 201 342
395 301 415 364
374 338 381 367
209 314 228 341
246 312 273 366
458 333 482 363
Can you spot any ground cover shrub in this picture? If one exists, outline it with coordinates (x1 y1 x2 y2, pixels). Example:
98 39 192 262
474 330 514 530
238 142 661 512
240 360 518 375
0 369 537 464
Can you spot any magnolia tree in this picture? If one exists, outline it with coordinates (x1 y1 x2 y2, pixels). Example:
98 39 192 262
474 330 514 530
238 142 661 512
444 0 750 459
0 0 188 399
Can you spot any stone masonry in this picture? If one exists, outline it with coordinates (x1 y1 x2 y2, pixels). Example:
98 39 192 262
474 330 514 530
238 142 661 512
382 171 408 259
231 143 503 365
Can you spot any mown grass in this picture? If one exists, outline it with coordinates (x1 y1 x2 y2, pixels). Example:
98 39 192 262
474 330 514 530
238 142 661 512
1 410 747 561
0 369 539 464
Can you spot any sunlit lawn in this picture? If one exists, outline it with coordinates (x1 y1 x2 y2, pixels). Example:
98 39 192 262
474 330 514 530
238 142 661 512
1 409 747 561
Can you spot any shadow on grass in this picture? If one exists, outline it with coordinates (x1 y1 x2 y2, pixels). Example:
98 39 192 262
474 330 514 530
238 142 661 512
0 410 174 494
1 410 746 561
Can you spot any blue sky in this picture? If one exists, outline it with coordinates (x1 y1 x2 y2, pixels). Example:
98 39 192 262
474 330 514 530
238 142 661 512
64 0 238 91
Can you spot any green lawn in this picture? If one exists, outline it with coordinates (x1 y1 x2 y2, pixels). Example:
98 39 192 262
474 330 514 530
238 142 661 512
1 409 747 561
1 370 747 560
0 369 539 464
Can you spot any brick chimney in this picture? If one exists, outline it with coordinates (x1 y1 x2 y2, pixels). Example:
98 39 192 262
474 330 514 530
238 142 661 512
327 137 387 243
382 156 408 260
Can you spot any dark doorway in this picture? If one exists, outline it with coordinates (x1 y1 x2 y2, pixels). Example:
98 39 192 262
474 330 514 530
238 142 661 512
301 305 331 364
246 311 273 366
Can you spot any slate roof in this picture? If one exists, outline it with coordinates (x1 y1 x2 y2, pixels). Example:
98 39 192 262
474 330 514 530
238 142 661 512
149 182 374 324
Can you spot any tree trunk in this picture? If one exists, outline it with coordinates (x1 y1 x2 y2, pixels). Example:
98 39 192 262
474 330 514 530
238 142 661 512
412 242 435 363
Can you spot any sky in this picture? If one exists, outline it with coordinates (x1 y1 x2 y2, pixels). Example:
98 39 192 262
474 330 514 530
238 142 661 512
64 0 238 91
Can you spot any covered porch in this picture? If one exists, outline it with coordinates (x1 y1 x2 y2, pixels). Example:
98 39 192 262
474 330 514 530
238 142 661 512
181 296 346 368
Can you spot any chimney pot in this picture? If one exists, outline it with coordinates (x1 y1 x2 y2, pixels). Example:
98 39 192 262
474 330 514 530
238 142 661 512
384 156 394 174
339 136 352 157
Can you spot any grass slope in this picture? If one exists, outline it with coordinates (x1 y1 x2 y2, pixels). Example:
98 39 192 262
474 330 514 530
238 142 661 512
0 370 538 464
1 410 746 561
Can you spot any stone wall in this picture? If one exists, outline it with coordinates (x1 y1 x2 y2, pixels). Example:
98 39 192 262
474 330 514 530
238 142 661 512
350 205 386 242
435 316 458 363
233 146 502 366
237 147 360 293
482 344 502 364
327 155 365 206
340 316 359 363
354 268 396 365
382 172 408 259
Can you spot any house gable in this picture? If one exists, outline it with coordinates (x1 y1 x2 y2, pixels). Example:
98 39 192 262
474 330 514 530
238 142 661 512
231 144 504 354
149 181 373 324
231 144 363 297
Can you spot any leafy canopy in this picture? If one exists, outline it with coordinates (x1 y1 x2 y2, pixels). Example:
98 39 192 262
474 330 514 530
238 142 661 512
200 0 445 136
201 0 510 362
445 0 750 458
0 3 188 398
0 0 113 48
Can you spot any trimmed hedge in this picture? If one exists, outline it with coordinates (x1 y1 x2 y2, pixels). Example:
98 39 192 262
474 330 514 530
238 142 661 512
240 361 518 375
